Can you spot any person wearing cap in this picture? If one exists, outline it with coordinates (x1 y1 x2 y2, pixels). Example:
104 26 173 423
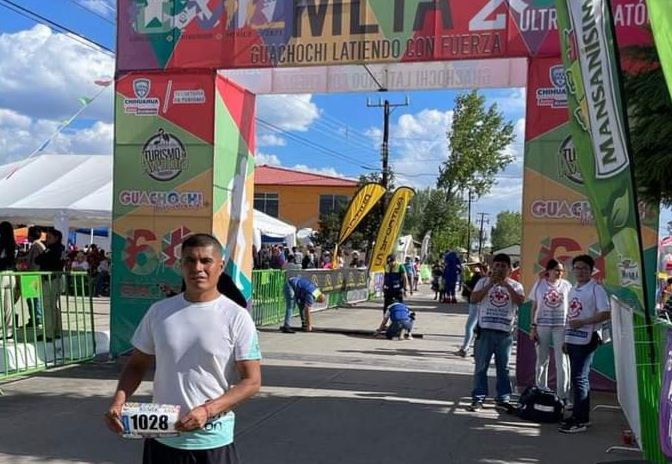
281 276 326 333
383 254 407 313
374 301 415 340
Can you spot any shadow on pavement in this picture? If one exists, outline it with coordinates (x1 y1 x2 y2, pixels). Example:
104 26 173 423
0 361 640 464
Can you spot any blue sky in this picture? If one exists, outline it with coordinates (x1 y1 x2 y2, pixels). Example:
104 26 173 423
0 0 668 238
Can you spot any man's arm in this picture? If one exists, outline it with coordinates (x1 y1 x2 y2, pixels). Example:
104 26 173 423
104 350 154 433
176 359 262 431
471 279 493 303
503 281 525 306
568 310 611 329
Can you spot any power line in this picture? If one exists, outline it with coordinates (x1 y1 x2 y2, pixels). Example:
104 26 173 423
0 0 115 56
256 118 378 171
64 0 115 25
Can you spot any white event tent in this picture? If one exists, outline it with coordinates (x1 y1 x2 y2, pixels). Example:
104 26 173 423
0 154 296 245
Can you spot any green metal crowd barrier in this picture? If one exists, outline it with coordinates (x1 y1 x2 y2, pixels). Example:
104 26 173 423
0 271 96 381
634 312 668 463
250 270 367 327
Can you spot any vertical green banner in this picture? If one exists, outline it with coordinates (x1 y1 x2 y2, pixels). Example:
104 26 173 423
555 0 648 312
647 0 672 98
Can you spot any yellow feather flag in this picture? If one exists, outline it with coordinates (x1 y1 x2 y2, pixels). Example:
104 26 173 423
369 186 415 273
338 182 386 245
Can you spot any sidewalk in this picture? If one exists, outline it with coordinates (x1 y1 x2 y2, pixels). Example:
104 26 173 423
0 288 643 463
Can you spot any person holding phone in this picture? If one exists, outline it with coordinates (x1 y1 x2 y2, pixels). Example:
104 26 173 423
528 259 572 403
467 253 525 413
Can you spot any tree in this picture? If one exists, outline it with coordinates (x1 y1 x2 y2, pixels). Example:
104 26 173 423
490 211 522 251
437 90 516 200
623 45 672 206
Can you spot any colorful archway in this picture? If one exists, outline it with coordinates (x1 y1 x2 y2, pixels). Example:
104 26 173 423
110 0 656 396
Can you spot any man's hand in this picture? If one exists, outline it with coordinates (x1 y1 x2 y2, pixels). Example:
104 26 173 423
529 327 538 342
104 402 124 434
568 319 584 330
175 406 209 432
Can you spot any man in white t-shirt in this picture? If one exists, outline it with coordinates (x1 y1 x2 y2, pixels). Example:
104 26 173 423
558 254 610 434
467 253 525 413
104 233 262 463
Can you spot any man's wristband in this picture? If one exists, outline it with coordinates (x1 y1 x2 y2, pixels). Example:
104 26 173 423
203 403 213 419
531 323 537 328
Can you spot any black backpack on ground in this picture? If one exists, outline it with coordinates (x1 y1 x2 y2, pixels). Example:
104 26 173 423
516 385 564 423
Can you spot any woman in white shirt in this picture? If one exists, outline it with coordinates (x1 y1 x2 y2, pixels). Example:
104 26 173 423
529 259 572 401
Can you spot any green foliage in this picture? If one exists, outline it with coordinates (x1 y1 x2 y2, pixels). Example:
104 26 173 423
437 90 516 199
623 45 672 206
490 211 522 251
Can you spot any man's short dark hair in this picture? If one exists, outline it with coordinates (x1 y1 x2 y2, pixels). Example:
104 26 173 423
572 254 595 270
49 229 63 241
28 226 41 241
182 233 223 257
492 253 511 267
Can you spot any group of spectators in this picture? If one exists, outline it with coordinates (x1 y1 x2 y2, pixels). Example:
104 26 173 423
253 244 365 270
457 253 610 434
0 223 112 342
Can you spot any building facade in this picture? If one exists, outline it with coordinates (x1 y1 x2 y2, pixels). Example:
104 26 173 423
254 165 359 230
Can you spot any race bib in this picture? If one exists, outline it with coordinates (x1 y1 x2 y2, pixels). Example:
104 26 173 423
120 403 181 439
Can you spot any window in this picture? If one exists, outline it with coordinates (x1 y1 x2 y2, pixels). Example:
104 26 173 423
254 192 279 218
319 194 349 219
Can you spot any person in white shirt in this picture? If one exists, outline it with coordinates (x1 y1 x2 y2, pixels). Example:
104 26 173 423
104 233 262 463
558 254 610 434
528 259 572 402
467 253 525 413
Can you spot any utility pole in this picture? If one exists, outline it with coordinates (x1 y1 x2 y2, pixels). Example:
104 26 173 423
367 97 409 211
476 212 489 257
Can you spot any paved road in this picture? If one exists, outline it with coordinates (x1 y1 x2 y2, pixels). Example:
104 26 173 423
0 288 643 463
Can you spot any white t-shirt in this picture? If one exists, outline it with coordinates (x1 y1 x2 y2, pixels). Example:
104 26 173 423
474 277 525 332
132 294 261 450
528 278 572 327
565 280 610 345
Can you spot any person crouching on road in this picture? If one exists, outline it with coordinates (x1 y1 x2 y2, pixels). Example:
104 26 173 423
375 301 415 340
281 276 326 333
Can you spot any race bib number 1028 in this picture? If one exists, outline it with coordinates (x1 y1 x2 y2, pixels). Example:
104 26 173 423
120 403 181 439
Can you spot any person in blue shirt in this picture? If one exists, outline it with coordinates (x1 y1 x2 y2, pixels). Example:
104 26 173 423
281 276 325 333
375 301 415 340
383 254 408 312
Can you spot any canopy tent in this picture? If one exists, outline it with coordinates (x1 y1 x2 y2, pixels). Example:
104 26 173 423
253 209 296 249
0 154 112 228
0 155 296 245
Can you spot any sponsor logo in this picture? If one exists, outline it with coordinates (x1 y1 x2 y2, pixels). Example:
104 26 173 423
531 199 593 224
119 190 205 211
124 78 160 115
489 286 510 308
141 129 188 181
172 89 206 104
618 256 641 287
557 135 583 184
536 64 567 108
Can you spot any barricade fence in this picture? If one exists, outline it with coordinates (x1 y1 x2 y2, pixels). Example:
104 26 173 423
250 269 378 328
1 272 97 381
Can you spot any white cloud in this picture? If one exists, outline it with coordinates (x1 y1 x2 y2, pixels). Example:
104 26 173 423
256 94 320 132
0 25 114 123
79 0 116 16
256 152 282 166
292 164 346 179
257 134 286 147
